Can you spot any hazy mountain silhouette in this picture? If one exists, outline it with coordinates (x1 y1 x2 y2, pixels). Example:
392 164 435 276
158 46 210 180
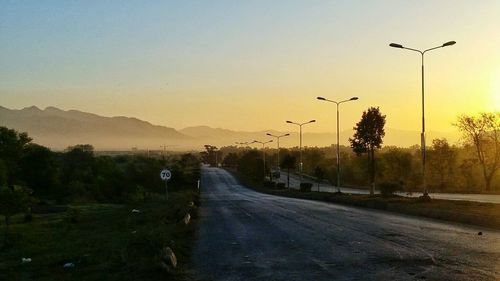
179 126 340 148
179 126 460 148
0 106 190 150
0 106 459 151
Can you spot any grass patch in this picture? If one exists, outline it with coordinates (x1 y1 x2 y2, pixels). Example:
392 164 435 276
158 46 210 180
232 171 500 230
0 190 199 281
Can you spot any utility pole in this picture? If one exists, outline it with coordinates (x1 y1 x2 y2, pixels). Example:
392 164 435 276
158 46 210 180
160 145 168 160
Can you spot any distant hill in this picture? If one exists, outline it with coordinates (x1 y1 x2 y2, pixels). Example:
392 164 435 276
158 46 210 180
179 126 338 148
0 106 190 150
0 106 460 151
179 126 460 148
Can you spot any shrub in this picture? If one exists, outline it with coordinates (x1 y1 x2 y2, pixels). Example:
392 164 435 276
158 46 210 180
66 207 81 223
300 183 312 192
365 197 388 209
379 182 401 197
263 180 275 188
24 213 33 222
276 182 286 189
126 185 146 202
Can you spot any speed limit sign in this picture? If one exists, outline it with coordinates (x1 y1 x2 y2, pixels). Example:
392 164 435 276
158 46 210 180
160 169 172 201
160 169 172 181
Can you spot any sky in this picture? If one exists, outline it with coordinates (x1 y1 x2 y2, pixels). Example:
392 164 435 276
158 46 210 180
1 0 499 135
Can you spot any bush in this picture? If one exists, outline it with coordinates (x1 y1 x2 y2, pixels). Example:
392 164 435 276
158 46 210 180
263 180 275 188
379 182 401 197
300 183 313 192
66 207 81 223
276 182 286 189
126 185 146 202
24 213 33 222
365 197 388 209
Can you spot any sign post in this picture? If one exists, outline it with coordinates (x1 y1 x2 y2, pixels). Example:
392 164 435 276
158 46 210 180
160 169 172 200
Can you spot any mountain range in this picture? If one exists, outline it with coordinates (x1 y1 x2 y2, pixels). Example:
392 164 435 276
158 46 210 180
0 106 460 151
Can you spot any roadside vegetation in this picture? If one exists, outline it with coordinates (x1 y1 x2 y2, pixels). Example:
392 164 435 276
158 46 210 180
0 126 201 280
210 111 499 194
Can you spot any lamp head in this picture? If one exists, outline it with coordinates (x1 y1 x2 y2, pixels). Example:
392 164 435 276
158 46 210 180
442 41 456 47
310 119 316 123
350 97 359 100
389 43 403 48
286 120 292 123
284 133 290 136
317 96 325 100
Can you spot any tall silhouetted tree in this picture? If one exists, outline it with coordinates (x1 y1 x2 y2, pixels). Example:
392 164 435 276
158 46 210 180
349 107 386 195
455 112 499 191
427 138 456 191
19 144 59 196
237 150 263 181
0 186 29 247
201 145 218 167
223 153 239 168
379 147 413 189
61 144 95 185
0 127 32 187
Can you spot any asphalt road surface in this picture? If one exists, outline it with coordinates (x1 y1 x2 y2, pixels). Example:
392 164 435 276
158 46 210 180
192 167 500 281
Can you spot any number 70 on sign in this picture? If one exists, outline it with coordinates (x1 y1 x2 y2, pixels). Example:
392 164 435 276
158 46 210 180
160 169 171 181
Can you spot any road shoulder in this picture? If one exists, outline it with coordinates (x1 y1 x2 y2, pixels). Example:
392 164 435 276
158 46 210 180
229 169 500 231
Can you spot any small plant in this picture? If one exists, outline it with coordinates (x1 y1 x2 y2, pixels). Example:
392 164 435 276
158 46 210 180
378 182 401 197
126 185 146 202
66 207 81 223
300 183 312 192
0 186 29 247
263 180 275 188
24 213 33 222
276 182 286 189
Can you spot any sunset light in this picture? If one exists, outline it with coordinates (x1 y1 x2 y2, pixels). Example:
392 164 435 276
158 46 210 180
492 72 500 110
1 2 500 280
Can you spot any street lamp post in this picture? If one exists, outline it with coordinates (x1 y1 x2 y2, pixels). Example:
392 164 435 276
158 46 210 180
160 145 168 160
252 140 273 180
317 96 358 192
266 133 290 169
390 40 456 196
286 120 316 183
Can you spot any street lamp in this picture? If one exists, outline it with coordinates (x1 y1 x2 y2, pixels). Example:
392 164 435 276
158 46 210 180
235 142 249 147
390 40 456 196
317 96 358 192
252 140 273 180
266 133 290 169
286 120 316 182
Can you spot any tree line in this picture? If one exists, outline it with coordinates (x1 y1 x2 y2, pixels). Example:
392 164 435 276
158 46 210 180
214 110 499 193
0 126 200 203
0 126 201 238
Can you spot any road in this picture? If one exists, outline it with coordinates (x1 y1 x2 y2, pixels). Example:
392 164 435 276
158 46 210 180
278 172 377 195
192 167 500 281
279 172 500 204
